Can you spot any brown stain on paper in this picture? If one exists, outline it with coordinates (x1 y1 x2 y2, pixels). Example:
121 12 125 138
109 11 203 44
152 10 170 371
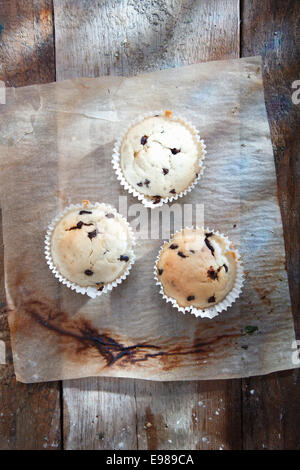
19 299 161 367
10 296 240 373
255 287 272 307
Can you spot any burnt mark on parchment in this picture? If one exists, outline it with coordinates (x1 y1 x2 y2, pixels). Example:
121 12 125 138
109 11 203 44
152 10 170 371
22 300 160 366
255 287 272 307
18 299 240 370
128 333 239 369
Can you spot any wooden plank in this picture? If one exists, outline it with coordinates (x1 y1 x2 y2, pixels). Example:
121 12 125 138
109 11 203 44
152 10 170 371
0 1 61 450
0 0 55 86
54 0 239 80
54 0 242 450
136 380 241 450
63 378 137 450
241 0 300 450
242 370 300 450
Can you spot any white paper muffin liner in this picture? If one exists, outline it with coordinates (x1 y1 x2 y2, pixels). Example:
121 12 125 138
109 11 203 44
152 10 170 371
112 110 206 208
154 227 244 319
45 202 136 299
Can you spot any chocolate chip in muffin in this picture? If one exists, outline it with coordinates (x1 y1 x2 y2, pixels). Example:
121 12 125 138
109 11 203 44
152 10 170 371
171 148 181 155
96 283 104 291
141 135 148 145
208 295 216 303
204 236 215 256
153 196 161 204
162 168 169 175
68 220 84 230
178 251 187 258
137 182 143 187
79 210 92 215
119 255 129 262
158 268 163 275
144 179 150 187
169 189 176 194
88 229 97 239
207 267 218 280
105 213 115 218
187 295 195 301
69 221 94 230
223 263 228 272
169 244 178 250
84 269 94 276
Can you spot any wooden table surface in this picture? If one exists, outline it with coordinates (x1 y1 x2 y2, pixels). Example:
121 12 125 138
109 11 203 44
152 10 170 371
0 0 299 450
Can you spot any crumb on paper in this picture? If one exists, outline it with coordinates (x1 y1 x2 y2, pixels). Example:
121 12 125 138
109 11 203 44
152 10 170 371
245 325 259 335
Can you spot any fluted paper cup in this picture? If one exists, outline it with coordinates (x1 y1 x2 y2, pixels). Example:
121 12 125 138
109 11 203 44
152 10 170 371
154 227 244 319
112 110 206 208
45 202 136 299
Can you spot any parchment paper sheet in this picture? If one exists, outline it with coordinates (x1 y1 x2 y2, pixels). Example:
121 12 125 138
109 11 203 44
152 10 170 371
0 56 297 383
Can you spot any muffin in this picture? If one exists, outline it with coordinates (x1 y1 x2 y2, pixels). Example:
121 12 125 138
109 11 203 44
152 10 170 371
155 227 243 317
114 111 206 206
46 203 135 294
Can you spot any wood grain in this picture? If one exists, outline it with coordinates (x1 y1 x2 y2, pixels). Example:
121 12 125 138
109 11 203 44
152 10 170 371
63 378 137 450
0 0 61 450
135 380 241 450
53 0 242 450
0 0 55 86
241 0 300 450
54 0 239 80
